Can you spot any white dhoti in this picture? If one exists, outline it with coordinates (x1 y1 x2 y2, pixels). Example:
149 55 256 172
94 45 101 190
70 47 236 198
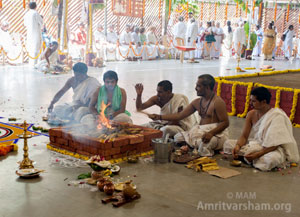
24 9 43 66
223 140 286 171
50 77 100 122
145 45 158 59
143 122 183 138
142 94 196 137
94 43 106 60
195 40 204 59
284 30 294 59
186 38 196 59
52 104 90 122
174 123 229 156
223 108 299 171
106 44 117 61
117 45 134 60
214 36 222 58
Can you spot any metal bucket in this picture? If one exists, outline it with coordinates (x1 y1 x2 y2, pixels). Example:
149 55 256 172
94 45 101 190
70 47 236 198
152 138 173 163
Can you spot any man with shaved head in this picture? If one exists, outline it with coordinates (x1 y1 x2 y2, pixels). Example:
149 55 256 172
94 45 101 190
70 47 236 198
48 62 100 124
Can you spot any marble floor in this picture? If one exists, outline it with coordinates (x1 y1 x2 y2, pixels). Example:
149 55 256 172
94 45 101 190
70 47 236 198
0 57 300 217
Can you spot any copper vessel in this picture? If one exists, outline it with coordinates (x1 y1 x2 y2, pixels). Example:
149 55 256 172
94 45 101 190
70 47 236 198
103 182 115 195
123 180 136 200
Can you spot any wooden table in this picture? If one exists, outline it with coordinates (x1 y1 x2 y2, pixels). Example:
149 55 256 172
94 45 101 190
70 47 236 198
175 45 196 63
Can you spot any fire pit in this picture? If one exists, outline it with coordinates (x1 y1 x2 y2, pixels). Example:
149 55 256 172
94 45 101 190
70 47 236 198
48 122 163 160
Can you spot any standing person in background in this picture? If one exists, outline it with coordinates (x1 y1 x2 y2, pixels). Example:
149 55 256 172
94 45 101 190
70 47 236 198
185 18 198 63
203 21 215 60
24 1 43 66
195 21 205 59
262 23 276 61
172 16 186 46
283 25 294 60
222 21 233 58
271 21 277 60
232 22 246 59
213 22 224 59
252 25 263 59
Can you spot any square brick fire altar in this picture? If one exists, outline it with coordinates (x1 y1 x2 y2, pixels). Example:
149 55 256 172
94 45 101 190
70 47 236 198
48 123 163 160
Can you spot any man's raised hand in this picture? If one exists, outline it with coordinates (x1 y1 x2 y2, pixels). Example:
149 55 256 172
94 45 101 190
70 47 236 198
135 83 144 95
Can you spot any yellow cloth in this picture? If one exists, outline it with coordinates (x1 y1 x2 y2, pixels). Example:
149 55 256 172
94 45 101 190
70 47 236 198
262 29 276 55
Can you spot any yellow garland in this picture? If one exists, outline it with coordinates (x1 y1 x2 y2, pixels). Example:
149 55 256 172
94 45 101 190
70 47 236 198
216 69 300 127
63 0 69 50
216 80 222 96
237 82 253 118
290 90 300 122
2 49 22 61
22 44 43 60
218 69 299 80
46 144 154 164
228 83 237 116
275 89 281 108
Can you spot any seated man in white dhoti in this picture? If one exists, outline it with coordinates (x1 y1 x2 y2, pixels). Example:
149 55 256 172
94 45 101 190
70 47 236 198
131 27 142 60
106 25 119 61
118 24 133 61
146 26 161 60
87 70 132 125
135 80 196 137
0 21 23 65
48 62 100 124
35 41 59 73
94 24 107 60
149 74 229 156
224 87 299 171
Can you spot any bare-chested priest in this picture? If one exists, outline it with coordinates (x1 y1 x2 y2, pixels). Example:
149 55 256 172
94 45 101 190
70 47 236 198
149 74 229 156
135 80 196 137
48 62 100 123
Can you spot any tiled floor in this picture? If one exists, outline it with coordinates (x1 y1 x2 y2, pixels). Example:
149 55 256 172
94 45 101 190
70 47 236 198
0 58 299 217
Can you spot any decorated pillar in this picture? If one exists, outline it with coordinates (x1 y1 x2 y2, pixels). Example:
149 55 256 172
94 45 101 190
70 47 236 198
86 3 95 66
58 0 69 61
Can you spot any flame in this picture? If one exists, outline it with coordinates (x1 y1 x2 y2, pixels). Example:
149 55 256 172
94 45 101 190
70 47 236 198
97 101 113 129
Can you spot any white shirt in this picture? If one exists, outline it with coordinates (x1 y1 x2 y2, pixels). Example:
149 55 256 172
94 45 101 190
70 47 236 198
24 9 43 50
215 27 224 36
146 32 157 44
119 31 131 45
94 30 106 43
173 21 186 39
284 29 294 45
186 22 198 40
107 31 118 44
233 27 246 45
131 32 140 45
